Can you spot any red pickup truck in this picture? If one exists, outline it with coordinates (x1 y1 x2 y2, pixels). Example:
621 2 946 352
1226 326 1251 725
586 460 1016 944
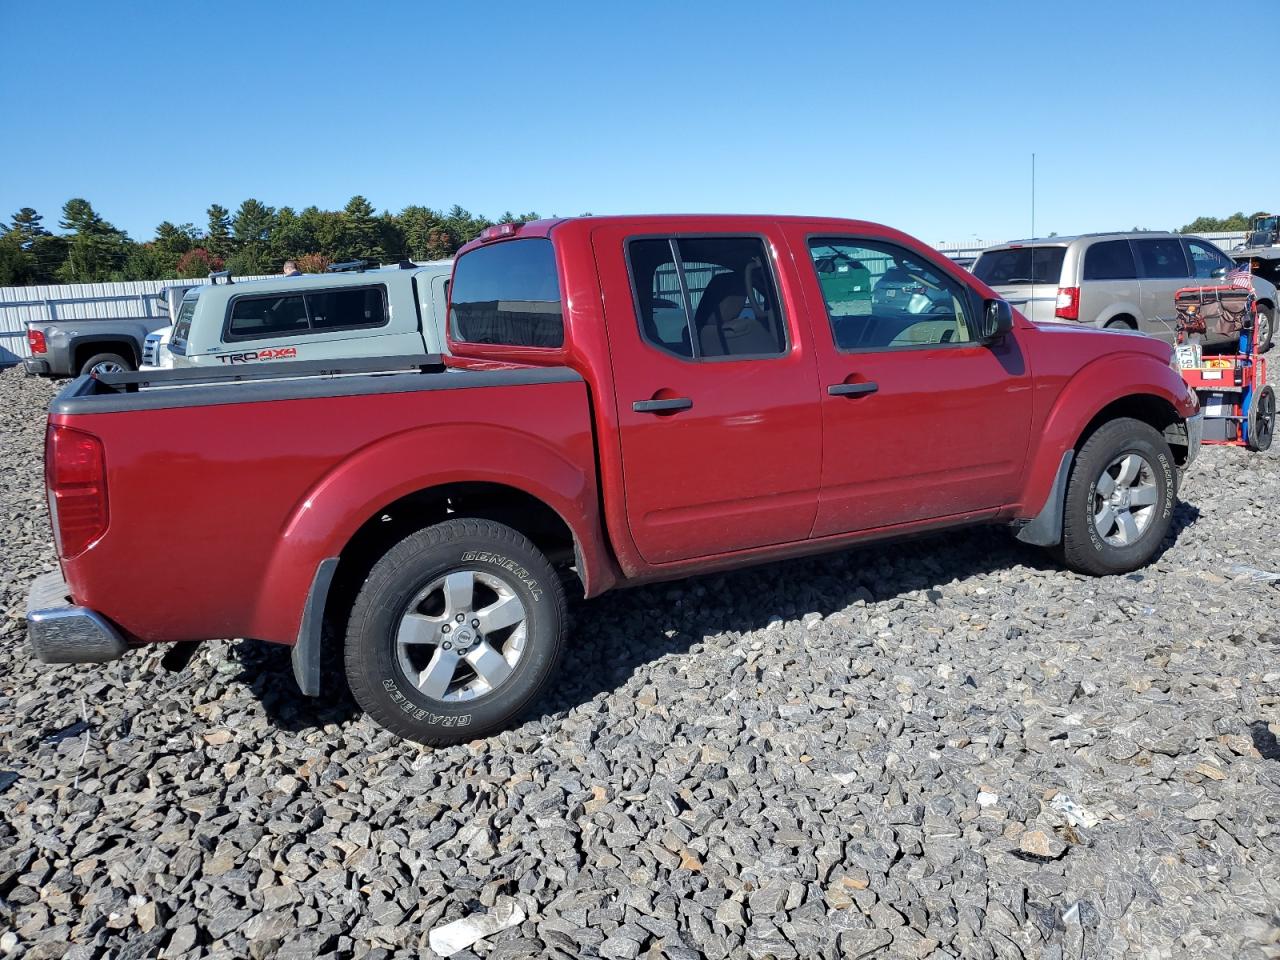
28 215 1202 744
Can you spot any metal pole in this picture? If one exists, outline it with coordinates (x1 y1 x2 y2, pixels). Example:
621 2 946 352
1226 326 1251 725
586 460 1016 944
1031 153 1036 239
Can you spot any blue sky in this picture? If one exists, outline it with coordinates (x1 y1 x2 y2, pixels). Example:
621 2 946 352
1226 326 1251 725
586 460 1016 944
3 0 1277 246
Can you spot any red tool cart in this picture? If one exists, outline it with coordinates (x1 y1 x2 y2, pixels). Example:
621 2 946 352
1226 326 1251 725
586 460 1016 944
1174 283 1274 451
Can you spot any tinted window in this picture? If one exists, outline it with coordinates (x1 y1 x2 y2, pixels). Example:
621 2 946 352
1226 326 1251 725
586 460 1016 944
308 287 386 329
628 239 693 357
450 239 563 347
229 294 309 338
171 295 199 344
808 238 973 350
625 236 786 360
972 247 1065 286
1134 238 1189 279
1082 240 1137 281
1186 239 1232 279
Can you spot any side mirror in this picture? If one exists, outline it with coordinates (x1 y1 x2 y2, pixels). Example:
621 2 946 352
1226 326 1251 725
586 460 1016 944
979 298 1014 343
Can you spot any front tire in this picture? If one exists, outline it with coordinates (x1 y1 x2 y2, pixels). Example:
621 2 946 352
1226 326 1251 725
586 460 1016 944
1255 304 1274 353
1058 418 1176 576
344 518 567 745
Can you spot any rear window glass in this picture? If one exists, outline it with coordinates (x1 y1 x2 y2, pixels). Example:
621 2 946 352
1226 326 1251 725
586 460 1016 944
171 295 199 343
1082 240 1137 281
230 294 309 338
450 239 563 348
972 247 1065 286
227 285 387 339
1133 238 1189 279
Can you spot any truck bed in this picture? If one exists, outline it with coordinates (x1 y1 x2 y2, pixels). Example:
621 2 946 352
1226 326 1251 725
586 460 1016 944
49 356 599 648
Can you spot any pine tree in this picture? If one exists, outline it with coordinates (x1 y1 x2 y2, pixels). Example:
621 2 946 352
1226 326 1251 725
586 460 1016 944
340 195 382 262
206 204 232 258
8 208 49 248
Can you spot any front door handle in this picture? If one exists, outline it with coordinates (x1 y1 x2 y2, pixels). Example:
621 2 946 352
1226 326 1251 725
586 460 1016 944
633 397 693 413
828 381 878 397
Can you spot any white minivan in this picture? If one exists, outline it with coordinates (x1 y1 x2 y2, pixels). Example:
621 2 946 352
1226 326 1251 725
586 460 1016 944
168 261 453 368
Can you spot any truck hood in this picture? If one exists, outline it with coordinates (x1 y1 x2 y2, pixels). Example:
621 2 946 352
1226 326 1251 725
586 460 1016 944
1029 319 1172 357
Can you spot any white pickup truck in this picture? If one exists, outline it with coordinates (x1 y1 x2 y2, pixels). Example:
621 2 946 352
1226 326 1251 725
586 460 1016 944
165 261 452 368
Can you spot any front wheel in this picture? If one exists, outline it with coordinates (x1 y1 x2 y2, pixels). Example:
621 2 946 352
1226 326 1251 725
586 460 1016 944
1255 304 1274 354
1058 418 1177 576
344 518 567 745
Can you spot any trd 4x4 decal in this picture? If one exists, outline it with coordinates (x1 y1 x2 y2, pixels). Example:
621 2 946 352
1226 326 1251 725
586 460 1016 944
215 347 299 364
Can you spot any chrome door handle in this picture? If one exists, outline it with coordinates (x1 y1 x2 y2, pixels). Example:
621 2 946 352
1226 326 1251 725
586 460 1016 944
828 382 878 397
633 397 693 413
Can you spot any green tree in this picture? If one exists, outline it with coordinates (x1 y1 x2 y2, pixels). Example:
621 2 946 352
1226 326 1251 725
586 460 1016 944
55 198 133 282
8 207 49 247
0 233 37 286
270 206 315 266
206 204 232 258
338 195 382 262
120 243 173 280
27 234 70 283
229 199 275 276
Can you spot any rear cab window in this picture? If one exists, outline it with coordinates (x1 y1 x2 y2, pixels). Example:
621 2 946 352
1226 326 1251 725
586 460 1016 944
972 247 1065 286
225 284 388 341
170 293 200 349
450 239 564 348
625 235 787 360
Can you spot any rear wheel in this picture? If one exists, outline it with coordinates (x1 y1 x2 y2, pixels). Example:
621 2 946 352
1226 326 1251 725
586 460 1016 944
1248 385 1275 452
344 518 567 745
1104 318 1135 331
1058 418 1176 576
79 352 133 377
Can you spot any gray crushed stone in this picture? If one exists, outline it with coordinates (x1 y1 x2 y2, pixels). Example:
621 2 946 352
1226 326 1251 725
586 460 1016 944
1 363 1278 959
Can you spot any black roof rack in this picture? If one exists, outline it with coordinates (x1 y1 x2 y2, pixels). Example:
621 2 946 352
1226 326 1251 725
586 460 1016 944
208 270 233 285
327 260 369 273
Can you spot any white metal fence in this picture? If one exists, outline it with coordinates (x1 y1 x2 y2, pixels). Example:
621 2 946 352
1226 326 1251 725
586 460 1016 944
0 232 1256 365
0 275 272 365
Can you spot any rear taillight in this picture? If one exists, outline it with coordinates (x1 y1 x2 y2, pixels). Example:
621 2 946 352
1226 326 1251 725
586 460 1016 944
28 328 47 354
1055 286 1080 321
45 425 108 558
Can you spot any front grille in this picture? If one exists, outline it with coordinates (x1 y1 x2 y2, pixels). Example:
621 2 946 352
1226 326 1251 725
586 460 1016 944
142 336 160 366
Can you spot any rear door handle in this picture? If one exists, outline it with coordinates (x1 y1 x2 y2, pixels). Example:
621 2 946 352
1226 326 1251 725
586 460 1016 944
633 397 693 413
828 382 878 397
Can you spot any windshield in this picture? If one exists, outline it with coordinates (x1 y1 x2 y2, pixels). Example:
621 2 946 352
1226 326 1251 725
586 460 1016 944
972 247 1066 286
1255 217 1278 233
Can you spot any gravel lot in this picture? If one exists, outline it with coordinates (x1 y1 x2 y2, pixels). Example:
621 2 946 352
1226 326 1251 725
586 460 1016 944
1 363 1279 960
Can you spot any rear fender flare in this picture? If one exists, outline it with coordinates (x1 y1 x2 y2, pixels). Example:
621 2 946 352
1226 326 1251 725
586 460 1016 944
251 423 612 647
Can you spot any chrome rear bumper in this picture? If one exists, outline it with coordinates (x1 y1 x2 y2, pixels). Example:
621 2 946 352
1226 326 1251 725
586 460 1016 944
26 570 129 664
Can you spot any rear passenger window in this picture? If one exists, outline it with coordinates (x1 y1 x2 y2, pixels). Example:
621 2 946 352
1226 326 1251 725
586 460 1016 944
308 288 386 329
808 238 973 351
450 239 563 348
1134 238 1190 279
229 294 309 338
626 236 786 360
1082 240 1137 281
227 286 388 339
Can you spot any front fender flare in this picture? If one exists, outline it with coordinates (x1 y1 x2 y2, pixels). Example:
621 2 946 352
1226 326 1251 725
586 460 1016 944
1017 350 1196 525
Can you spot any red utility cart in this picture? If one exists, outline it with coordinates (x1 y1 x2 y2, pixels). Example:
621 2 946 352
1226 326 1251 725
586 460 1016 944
1174 284 1274 451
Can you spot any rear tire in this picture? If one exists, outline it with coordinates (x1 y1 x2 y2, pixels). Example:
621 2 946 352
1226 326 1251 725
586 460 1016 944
1058 418 1176 576
344 518 567 745
1104 318 1135 331
1248 385 1275 452
79 352 133 377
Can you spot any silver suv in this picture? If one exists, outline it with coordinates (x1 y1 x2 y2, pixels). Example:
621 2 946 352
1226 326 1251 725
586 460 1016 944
973 232 1275 352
